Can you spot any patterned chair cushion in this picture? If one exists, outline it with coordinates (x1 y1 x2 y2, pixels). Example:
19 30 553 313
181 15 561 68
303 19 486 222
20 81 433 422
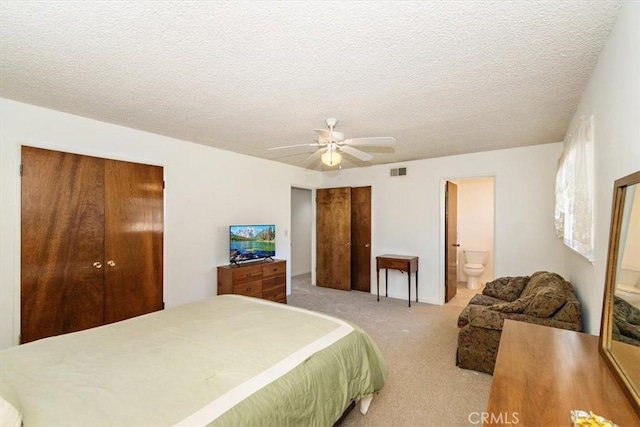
489 285 566 319
552 281 582 325
469 294 505 307
482 276 529 302
468 306 511 330
613 296 640 343
616 296 640 324
489 294 535 314
523 286 567 318
629 307 640 325
520 271 565 298
616 317 640 341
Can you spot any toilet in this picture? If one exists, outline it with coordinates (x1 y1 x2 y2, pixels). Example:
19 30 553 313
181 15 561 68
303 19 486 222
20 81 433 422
463 249 489 290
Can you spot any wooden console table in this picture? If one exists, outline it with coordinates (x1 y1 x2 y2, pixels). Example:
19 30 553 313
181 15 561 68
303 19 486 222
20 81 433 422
376 255 418 307
486 320 639 426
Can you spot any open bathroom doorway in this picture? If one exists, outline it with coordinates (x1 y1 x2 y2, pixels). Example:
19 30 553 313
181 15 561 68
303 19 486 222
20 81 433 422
444 176 495 303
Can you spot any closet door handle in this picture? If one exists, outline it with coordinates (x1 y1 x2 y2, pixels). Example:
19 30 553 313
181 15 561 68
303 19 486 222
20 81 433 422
107 260 116 267
93 262 102 269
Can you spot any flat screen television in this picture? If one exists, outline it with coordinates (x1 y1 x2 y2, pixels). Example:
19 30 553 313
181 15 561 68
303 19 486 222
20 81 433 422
229 224 276 264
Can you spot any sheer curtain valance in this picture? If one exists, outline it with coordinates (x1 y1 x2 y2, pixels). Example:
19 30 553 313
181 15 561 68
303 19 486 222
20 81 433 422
555 115 595 262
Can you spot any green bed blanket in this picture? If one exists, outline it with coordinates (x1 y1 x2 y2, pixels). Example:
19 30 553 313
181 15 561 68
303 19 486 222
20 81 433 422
0 295 387 426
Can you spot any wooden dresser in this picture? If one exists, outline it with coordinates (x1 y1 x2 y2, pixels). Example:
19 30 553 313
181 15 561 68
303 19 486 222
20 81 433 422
486 320 639 426
217 259 287 304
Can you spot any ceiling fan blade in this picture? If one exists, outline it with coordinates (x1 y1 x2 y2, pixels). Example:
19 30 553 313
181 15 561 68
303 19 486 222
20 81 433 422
340 145 373 162
343 137 396 146
268 143 322 151
302 148 325 167
314 129 334 140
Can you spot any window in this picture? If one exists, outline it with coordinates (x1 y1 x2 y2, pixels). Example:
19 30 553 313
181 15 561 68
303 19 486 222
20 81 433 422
555 115 595 262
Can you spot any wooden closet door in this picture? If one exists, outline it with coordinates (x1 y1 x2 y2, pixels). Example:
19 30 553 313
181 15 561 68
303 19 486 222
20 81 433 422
104 160 164 324
351 186 371 292
316 187 351 290
21 147 105 343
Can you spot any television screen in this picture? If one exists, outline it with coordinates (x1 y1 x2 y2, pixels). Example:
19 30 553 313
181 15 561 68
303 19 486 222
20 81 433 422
229 224 276 263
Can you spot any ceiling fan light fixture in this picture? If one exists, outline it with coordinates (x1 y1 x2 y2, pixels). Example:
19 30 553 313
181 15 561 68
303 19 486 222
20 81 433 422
321 150 342 166
271 117 395 168
325 117 338 128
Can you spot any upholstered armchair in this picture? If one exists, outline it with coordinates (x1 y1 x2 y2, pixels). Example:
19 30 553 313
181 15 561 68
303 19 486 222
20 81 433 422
456 271 582 374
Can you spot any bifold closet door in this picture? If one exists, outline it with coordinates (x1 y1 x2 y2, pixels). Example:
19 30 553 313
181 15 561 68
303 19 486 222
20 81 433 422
104 160 164 324
21 147 164 343
316 186 372 292
21 147 106 343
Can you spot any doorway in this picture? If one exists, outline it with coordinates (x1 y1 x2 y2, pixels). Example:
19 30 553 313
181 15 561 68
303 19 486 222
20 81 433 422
290 187 312 277
444 177 495 303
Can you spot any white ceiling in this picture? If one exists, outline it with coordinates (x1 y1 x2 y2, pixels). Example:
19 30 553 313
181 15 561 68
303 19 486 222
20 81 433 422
0 1 622 170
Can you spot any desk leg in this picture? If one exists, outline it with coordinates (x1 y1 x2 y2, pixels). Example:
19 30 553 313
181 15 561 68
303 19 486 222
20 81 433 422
385 269 388 298
416 270 419 303
408 272 411 308
377 268 380 302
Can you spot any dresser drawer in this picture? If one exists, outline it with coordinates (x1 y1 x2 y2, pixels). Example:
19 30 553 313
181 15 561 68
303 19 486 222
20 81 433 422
263 274 285 291
232 265 263 285
263 262 285 278
263 286 287 303
378 259 409 270
233 280 262 298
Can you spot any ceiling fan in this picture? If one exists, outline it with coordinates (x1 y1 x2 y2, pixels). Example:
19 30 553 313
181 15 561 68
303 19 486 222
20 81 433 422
268 118 396 167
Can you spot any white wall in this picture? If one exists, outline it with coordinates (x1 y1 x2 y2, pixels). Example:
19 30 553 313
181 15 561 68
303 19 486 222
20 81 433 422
0 98 323 349
563 2 640 335
290 187 312 276
455 177 495 286
320 142 565 305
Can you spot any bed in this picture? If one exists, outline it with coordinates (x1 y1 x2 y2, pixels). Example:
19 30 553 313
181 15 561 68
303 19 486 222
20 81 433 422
0 295 387 426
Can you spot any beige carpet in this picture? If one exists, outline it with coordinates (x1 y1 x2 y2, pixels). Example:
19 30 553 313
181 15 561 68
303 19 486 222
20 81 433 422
288 274 492 427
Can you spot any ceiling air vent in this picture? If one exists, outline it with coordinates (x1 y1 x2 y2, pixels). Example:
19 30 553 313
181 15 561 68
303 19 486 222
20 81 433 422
390 167 407 177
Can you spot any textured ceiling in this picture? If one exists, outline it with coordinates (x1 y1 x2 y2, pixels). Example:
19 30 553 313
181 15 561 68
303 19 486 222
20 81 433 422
0 1 622 170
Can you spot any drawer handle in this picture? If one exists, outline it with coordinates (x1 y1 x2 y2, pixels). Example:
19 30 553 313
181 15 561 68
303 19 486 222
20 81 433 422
246 273 252 277
246 287 251 291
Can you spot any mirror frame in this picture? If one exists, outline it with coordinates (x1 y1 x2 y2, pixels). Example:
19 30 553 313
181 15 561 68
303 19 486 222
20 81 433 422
599 170 640 417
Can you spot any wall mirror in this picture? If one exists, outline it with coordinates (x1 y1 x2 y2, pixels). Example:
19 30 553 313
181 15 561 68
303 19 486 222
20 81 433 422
600 170 640 416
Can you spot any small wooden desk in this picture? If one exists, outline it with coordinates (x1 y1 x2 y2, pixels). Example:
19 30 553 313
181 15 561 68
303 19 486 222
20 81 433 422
376 255 419 307
486 320 639 426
